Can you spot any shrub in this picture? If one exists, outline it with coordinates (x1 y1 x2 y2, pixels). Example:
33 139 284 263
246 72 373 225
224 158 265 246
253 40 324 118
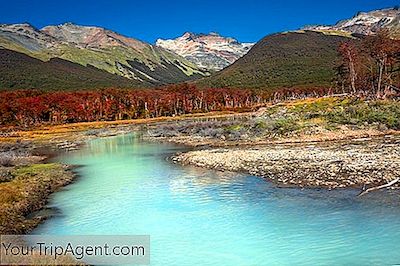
272 117 301 135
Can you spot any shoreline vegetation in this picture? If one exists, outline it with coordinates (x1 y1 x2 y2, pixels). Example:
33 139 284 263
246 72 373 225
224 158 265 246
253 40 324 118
0 96 399 234
145 97 400 190
0 110 252 234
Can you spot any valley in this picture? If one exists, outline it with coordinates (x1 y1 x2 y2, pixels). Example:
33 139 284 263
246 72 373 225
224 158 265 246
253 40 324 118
1 4 400 265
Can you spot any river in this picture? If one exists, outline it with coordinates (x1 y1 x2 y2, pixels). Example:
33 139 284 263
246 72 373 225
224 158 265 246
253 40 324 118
33 133 400 265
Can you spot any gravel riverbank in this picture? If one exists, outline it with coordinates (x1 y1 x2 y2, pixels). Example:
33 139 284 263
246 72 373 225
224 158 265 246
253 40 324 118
172 136 400 189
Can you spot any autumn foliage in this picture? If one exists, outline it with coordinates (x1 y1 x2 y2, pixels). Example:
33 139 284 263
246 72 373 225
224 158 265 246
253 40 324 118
2 31 399 128
338 30 400 97
0 82 353 128
0 84 275 127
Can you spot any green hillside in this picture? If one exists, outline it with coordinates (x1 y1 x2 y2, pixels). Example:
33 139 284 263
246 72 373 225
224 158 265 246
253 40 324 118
0 49 140 90
0 23 209 87
197 31 355 89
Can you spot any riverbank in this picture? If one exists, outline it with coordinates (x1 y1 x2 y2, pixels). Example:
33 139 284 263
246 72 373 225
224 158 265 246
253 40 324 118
0 163 75 234
172 136 400 189
1 96 399 233
0 122 136 234
145 97 400 146
0 110 251 234
0 110 245 144
146 97 400 189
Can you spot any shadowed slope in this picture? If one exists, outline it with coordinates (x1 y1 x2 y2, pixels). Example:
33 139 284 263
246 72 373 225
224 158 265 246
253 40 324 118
0 49 141 90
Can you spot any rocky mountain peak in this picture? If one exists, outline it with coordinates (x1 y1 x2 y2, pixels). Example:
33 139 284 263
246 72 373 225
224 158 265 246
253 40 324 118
41 23 148 50
0 22 209 85
156 32 254 71
0 23 41 35
0 23 57 51
304 7 400 35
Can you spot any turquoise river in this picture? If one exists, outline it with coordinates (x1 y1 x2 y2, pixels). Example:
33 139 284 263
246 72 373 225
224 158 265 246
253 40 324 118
33 134 400 265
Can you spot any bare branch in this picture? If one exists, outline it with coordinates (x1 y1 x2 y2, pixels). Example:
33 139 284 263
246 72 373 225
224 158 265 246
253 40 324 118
358 178 400 197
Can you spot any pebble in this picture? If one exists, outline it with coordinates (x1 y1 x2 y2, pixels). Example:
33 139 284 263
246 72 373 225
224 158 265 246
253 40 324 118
172 137 400 189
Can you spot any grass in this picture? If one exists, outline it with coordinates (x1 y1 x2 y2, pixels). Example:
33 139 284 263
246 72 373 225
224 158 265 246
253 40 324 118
326 101 400 129
272 117 301 135
285 97 400 130
146 97 400 142
0 163 74 234
0 34 207 89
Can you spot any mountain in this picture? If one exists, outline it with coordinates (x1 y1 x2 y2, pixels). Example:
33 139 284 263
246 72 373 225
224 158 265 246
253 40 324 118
197 31 354 89
156 32 254 71
0 48 140 90
0 23 209 88
304 7 400 36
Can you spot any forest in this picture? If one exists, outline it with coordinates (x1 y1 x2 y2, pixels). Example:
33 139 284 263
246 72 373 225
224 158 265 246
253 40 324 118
0 85 346 127
338 30 400 97
1 31 399 128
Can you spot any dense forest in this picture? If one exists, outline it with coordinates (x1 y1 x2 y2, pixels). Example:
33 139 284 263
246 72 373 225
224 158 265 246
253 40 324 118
1 31 399 128
0 84 338 127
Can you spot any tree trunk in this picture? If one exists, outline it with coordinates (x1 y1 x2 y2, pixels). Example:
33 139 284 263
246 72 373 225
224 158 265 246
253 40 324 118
347 50 357 94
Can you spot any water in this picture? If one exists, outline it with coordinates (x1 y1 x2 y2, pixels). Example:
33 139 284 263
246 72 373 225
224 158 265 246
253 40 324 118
33 134 400 265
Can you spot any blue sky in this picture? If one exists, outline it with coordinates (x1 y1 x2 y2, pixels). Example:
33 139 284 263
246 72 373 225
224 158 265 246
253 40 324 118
0 0 398 43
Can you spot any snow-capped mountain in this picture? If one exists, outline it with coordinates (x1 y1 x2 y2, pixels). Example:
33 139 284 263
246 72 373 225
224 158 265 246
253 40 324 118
156 32 254 71
304 7 400 35
0 23 209 85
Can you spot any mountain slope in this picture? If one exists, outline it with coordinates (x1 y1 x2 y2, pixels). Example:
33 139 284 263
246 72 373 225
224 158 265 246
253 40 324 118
0 48 140 90
156 32 253 71
304 7 400 36
197 31 354 89
0 23 209 87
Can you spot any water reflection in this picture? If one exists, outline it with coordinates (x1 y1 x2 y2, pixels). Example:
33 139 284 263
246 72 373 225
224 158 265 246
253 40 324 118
34 133 400 266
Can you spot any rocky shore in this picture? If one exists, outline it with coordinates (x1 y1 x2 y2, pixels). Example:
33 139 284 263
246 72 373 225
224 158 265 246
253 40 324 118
144 97 400 190
172 136 400 189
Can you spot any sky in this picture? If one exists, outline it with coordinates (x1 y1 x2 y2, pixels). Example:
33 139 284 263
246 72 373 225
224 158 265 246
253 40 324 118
0 0 398 43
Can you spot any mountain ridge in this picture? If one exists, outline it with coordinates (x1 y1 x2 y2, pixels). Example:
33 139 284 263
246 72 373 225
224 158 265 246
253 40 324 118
304 7 400 36
156 32 254 71
0 22 209 87
1 6 397 91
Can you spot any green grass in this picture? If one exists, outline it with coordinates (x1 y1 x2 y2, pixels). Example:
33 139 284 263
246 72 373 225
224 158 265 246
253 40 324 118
325 100 400 129
0 163 73 234
282 97 400 130
145 97 399 143
0 34 208 89
252 97 400 137
224 124 243 131
272 117 302 135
